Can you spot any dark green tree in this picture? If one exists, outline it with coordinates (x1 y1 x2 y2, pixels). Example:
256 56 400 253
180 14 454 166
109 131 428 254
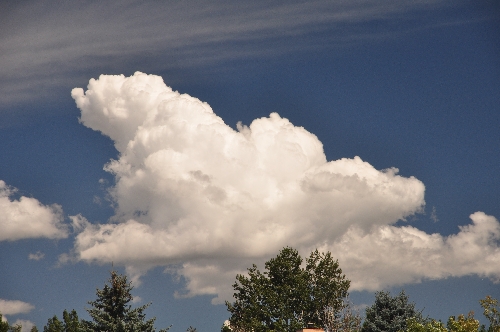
0 314 9 332
362 290 424 332
226 247 350 332
30 326 39 332
62 310 80 332
81 270 170 332
44 316 64 332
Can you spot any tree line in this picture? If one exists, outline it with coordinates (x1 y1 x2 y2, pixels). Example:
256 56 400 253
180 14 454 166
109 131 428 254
224 247 500 332
1 247 498 332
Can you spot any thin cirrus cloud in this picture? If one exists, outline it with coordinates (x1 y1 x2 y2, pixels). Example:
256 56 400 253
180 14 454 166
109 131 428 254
66 72 500 303
0 181 67 242
0 0 454 108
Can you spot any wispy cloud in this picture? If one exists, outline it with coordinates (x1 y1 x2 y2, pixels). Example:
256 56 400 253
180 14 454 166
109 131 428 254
0 0 460 108
28 251 45 261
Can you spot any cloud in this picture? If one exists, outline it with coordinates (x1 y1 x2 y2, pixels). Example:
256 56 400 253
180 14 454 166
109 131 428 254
0 181 67 241
0 299 34 316
66 72 424 299
323 211 500 291
69 72 500 303
11 320 35 332
0 0 455 108
28 251 45 261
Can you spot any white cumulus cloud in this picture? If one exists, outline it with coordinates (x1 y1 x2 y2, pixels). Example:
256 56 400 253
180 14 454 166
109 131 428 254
0 299 34 316
69 72 500 303
0 181 67 241
323 211 500 291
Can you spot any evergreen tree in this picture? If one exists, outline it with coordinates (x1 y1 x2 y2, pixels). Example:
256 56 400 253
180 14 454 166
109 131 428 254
44 316 64 332
82 270 170 332
362 290 424 332
62 310 80 332
30 326 39 332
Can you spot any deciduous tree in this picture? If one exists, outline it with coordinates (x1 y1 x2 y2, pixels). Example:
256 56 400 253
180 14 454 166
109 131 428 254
480 296 500 332
226 247 350 332
447 312 479 332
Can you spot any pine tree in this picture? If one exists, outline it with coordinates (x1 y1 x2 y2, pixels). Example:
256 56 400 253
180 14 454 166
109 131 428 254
362 290 424 332
44 316 64 332
62 310 80 332
82 270 170 332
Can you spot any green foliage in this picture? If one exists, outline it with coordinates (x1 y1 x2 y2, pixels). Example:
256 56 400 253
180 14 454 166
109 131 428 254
82 270 170 332
221 323 232 332
44 316 64 332
30 326 39 332
186 327 197 332
404 312 480 332
480 296 500 332
447 312 479 332
62 310 79 332
361 290 424 332
405 317 447 332
0 314 10 332
43 310 80 332
225 247 350 332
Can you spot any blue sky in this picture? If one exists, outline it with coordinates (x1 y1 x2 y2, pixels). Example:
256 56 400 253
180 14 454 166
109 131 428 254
0 1 499 331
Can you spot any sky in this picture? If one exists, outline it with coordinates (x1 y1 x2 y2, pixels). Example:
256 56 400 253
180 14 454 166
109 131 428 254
0 1 499 331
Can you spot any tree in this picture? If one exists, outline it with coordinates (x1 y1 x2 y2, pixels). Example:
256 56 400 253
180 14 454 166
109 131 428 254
8 325 21 332
405 317 447 332
404 312 479 332
43 310 79 332
30 326 39 332
62 310 80 332
44 316 64 332
447 312 479 332
480 296 500 332
225 247 350 332
361 290 424 332
82 270 170 332
324 296 362 332
221 321 232 332
0 314 9 332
